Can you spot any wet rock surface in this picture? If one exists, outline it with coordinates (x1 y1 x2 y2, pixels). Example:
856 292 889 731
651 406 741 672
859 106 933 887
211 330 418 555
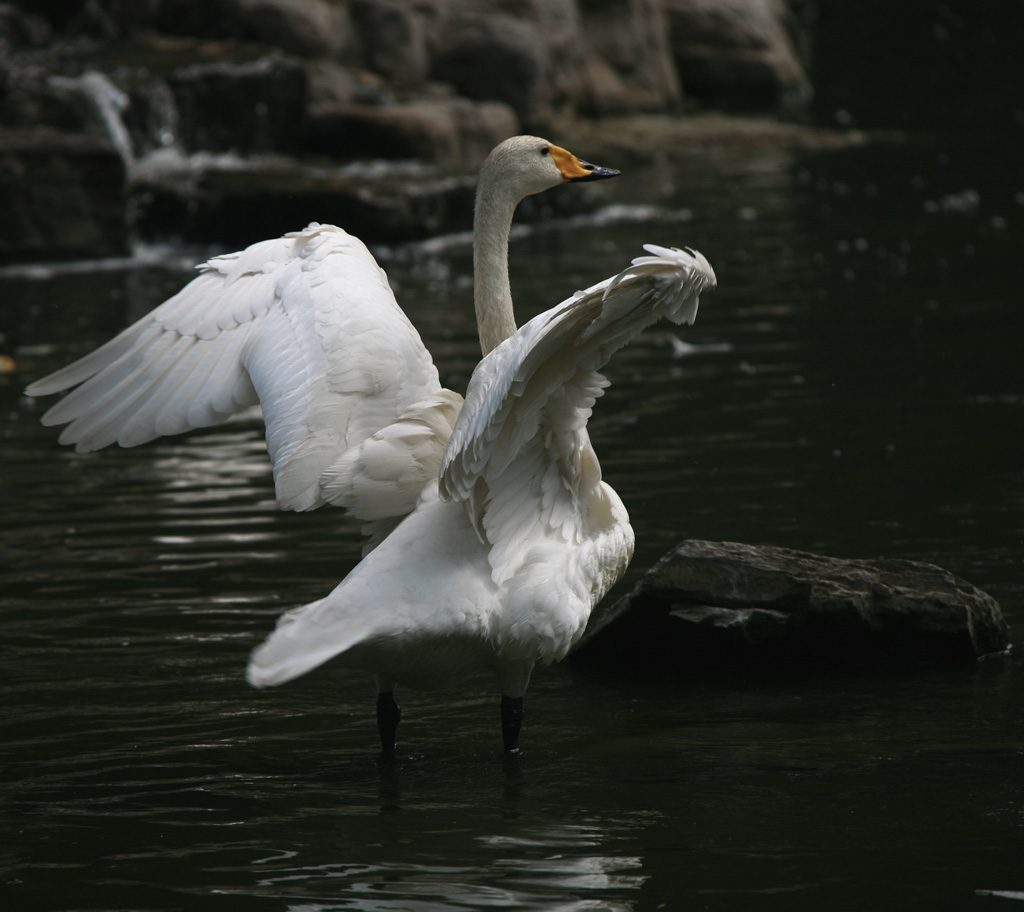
665 0 810 108
576 540 1011 672
0 0 810 263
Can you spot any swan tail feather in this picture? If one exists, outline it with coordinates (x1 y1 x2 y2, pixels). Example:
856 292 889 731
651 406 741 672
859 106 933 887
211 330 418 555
245 597 372 688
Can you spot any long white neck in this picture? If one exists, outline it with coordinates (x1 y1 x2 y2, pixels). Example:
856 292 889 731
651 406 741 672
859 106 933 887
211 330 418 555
472 173 520 357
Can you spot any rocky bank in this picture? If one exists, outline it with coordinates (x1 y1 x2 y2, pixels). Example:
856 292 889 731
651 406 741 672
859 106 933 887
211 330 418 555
0 0 812 262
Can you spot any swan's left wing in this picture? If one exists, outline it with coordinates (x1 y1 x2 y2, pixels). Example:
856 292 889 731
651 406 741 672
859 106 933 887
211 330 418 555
439 245 717 581
24 225 445 513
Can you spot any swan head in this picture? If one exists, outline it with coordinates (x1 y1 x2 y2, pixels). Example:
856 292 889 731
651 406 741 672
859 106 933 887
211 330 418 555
480 135 620 202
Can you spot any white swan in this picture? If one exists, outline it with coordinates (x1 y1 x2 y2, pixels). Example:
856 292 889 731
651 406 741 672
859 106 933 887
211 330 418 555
26 135 717 753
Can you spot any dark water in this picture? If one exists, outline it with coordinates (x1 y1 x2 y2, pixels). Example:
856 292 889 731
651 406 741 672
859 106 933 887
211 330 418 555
2 128 1022 911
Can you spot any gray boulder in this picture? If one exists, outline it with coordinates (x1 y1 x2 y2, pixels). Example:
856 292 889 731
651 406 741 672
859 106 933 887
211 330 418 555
577 0 682 117
426 0 683 125
576 540 1011 671
229 0 357 61
349 0 430 86
665 0 810 108
429 10 552 123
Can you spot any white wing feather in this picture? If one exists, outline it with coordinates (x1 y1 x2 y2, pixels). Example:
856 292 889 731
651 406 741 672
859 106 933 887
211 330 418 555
26 223 446 513
440 245 717 582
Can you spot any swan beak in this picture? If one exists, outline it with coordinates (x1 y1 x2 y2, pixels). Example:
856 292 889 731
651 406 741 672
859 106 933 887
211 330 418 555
549 145 621 183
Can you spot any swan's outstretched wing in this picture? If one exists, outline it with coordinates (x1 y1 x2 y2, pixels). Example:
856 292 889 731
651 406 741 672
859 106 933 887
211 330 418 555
26 224 444 512
440 245 717 582
247 245 716 691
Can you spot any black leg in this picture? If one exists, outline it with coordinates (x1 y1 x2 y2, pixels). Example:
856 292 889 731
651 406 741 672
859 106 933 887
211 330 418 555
377 691 401 752
501 695 525 754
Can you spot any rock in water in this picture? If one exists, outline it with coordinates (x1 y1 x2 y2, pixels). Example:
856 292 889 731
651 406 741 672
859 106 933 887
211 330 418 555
576 540 1010 671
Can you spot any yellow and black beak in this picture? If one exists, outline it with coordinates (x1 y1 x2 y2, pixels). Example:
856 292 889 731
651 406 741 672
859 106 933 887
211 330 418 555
548 144 620 183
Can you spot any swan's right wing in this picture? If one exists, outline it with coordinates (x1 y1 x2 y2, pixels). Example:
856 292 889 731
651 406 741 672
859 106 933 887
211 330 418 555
26 224 444 512
439 245 717 579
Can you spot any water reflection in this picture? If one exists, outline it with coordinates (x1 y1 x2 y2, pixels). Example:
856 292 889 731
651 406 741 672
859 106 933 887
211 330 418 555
238 824 645 910
1 129 1022 912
